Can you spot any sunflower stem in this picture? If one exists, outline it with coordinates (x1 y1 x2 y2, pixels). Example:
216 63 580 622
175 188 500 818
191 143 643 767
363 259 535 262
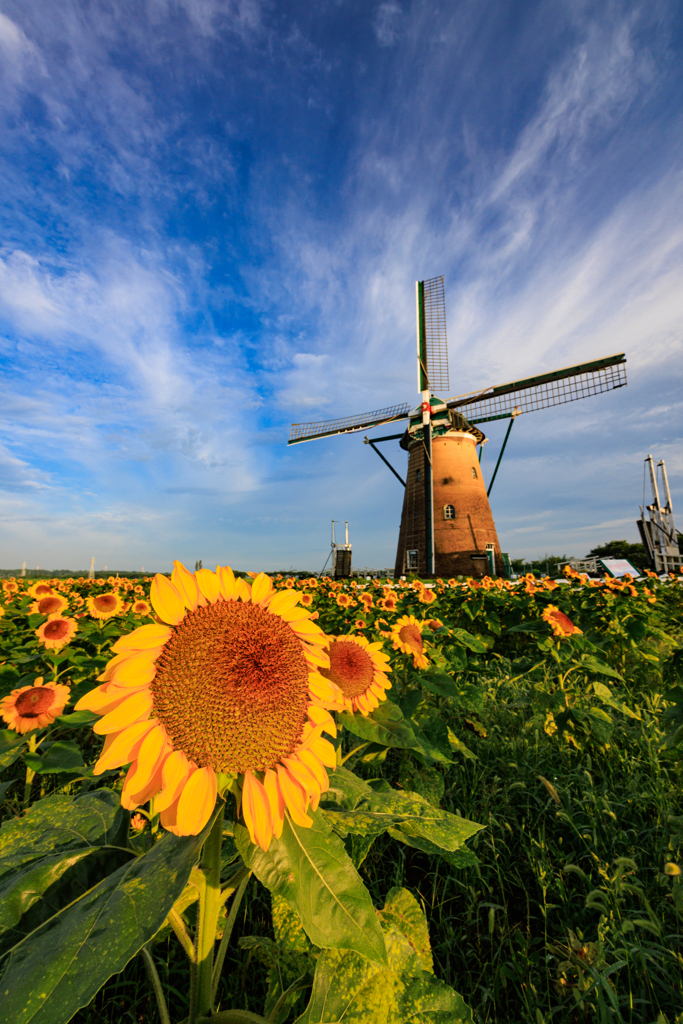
23 733 37 809
141 944 171 1024
190 803 224 1024
211 866 251 1005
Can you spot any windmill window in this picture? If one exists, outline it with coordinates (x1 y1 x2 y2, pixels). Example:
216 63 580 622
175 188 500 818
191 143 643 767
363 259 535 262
443 504 455 520
406 550 419 571
415 469 421 482
471 466 477 479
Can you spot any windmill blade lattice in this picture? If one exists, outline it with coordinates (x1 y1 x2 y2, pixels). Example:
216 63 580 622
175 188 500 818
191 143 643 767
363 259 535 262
418 275 449 393
448 353 627 424
288 402 411 445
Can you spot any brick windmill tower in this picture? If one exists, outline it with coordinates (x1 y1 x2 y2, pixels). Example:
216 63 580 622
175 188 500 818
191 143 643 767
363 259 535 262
288 276 627 577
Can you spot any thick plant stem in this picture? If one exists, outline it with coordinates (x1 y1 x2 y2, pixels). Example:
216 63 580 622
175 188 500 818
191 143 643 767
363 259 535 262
168 907 195 962
189 804 225 1023
211 867 251 1004
23 734 37 809
141 945 171 1024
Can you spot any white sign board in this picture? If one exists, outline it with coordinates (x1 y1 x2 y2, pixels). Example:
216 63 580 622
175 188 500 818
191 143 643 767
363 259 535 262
598 558 641 578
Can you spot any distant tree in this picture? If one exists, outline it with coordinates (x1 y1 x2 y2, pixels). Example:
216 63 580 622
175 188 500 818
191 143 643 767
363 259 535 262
510 554 575 577
586 540 648 571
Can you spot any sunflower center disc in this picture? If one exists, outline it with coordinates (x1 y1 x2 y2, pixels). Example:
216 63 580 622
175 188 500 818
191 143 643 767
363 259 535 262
15 688 55 717
399 624 423 653
320 640 374 699
94 595 116 611
151 601 311 773
44 620 69 640
38 597 62 614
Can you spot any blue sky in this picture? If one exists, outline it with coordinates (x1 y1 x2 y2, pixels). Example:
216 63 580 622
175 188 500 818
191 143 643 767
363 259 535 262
1 0 682 573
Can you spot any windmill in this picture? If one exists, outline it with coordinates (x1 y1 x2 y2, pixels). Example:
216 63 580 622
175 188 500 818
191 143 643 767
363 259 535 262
288 276 628 578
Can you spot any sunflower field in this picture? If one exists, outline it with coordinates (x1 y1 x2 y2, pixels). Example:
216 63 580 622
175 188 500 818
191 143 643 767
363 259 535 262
1 565 683 1024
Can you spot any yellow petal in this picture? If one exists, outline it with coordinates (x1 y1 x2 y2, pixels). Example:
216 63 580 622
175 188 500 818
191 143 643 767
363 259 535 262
280 606 311 622
94 720 158 773
93 689 154 735
242 771 273 851
121 758 165 810
296 748 330 794
121 725 170 795
307 705 337 737
175 767 217 836
282 756 320 803
267 591 301 616
263 769 285 839
291 617 325 635
276 765 312 828
217 565 237 600
154 749 193 812
308 736 337 769
303 646 331 669
235 578 251 602
75 684 133 715
171 561 204 611
107 651 158 688
150 574 186 625
250 573 274 606
195 568 221 603
111 624 173 653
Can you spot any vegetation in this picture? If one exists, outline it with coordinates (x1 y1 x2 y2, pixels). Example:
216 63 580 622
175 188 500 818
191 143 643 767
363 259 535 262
1 566 683 1024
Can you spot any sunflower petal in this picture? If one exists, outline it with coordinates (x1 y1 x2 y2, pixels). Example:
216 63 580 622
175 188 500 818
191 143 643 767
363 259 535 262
94 720 158 774
154 750 193 812
121 725 170 795
297 748 330 794
263 769 285 839
171 561 205 611
217 565 237 600
250 573 274 606
196 568 221 603
276 764 312 828
93 689 154 735
307 705 337 737
75 684 133 715
111 624 173 653
267 591 301 615
235 579 252 602
107 651 158 688
242 771 273 851
175 767 217 836
308 735 337 769
150 575 186 625
121 758 165 810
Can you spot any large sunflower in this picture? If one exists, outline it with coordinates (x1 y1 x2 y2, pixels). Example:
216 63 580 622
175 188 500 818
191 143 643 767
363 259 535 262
76 562 341 851
390 614 429 669
319 634 391 715
1 677 71 733
542 605 582 637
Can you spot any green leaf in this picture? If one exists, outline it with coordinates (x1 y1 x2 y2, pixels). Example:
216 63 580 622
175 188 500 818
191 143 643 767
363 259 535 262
367 790 483 854
580 655 624 681
0 790 125 938
323 767 374 810
446 728 477 761
450 628 487 653
295 887 473 1023
592 681 613 701
0 806 219 1024
419 669 461 699
235 810 387 966
0 731 26 770
625 618 647 642
322 809 406 838
339 702 417 749
24 741 86 775
56 711 98 727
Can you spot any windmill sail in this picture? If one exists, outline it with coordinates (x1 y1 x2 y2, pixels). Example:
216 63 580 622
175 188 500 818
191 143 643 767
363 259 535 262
447 353 626 424
288 402 410 445
417 275 449 393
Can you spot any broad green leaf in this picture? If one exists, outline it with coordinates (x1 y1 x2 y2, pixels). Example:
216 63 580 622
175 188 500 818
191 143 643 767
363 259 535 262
296 887 473 1024
0 789 124 883
581 655 624 681
625 618 647 642
323 767 374 810
339 702 417 749
446 728 477 761
0 731 26 770
419 669 461 699
24 741 85 775
0 780 16 803
0 790 126 939
378 888 432 973
368 790 483 854
235 811 387 965
450 628 487 653
0 807 219 1024
322 809 406 838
